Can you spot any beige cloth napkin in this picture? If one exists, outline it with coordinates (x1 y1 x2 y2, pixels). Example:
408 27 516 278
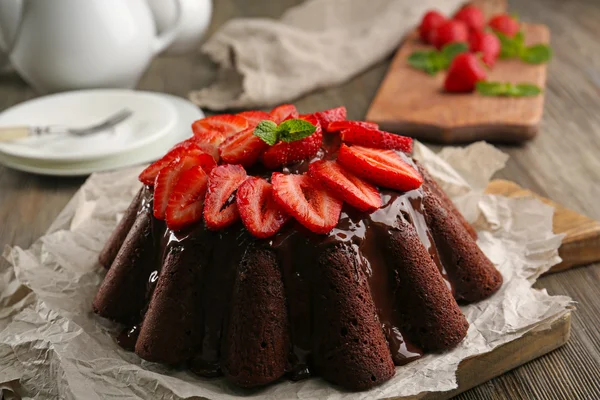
189 0 464 110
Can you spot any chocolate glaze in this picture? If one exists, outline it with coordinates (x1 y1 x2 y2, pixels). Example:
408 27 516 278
95 134 498 389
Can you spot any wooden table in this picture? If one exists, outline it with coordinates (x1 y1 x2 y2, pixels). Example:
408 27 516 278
1 0 599 398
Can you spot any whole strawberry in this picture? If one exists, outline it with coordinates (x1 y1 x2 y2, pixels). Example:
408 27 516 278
469 30 501 67
453 5 485 32
419 10 446 44
444 53 487 93
431 20 469 50
488 14 520 37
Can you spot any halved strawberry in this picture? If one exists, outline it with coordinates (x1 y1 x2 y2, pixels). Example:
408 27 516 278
139 144 216 186
315 106 347 132
219 127 269 167
170 137 220 161
337 144 423 192
271 173 342 234
191 114 248 148
261 114 323 168
164 166 209 231
327 120 379 132
237 111 273 127
308 160 381 213
270 104 299 123
203 165 248 230
237 177 290 238
153 152 216 219
340 126 413 153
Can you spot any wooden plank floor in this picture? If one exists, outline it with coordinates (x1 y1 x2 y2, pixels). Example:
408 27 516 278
1 0 599 398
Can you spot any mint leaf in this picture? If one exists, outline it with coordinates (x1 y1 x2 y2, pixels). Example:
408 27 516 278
408 43 468 75
497 31 525 59
476 81 542 97
253 120 279 145
277 119 316 143
440 42 469 63
520 44 552 64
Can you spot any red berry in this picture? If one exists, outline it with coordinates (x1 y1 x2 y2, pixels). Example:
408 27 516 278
261 114 323 168
453 5 485 32
270 104 299 123
340 126 413 153
327 120 379 132
315 106 347 132
419 10 447 44
170 137 220 161
469 30 501 67
191 114 248 148
444 53 487 92
308 160 382 213
271 173 342 234
237 177 290 238
431 20 469 50
488 14 520 37
219 127 269 168
153 151 216 220
337 144 423 192
164 166 209 231
204 165 248 230
237 110 273 127
139 144 216 186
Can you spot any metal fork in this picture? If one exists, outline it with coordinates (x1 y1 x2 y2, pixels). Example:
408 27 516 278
0 108 134 143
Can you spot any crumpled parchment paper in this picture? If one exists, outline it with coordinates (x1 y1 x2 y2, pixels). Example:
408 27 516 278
0 142 573 399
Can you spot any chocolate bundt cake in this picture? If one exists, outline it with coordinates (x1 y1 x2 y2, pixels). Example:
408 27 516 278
93 105 502 391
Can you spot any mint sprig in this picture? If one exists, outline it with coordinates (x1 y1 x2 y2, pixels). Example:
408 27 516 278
253 119 316 146
476 81 542 97
496 31 552 64
408 43 469 75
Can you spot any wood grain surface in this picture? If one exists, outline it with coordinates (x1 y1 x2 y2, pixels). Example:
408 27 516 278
366 0 550 144
1 0 600 399
487 179 600 273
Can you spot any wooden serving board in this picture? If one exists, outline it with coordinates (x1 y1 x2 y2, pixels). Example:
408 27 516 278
486 179 600 273
365 0 550 144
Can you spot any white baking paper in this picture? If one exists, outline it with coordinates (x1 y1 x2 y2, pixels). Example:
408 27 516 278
0 142 573 399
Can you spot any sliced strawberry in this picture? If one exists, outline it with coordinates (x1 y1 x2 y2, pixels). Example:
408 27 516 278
139 144 216 186
340 126 413 153
270 104 299 123
337 144 423 192
191 114 248 148
261 114 323 168
237 110 273 127
237 177 290 238
164 166 209 231
203 165 248 230
327 120 379 132
315 106 347 132
271 173 342 234
308 160 381 213
153 152 217 220
219 127 269 167
170 137 220 161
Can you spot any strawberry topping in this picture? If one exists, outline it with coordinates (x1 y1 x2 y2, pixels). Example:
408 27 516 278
219 127 269 168
271 173 342 234
261 114 323 168
237 111 273 127
340 126 413 153
165 166 209 231
308 160 382 213
327 120 379 132
192 114 248 148
337 144 423 192
204 164 248 230
237 177 290 238
270 104 299 123
140 144 216 186
315 106 347 132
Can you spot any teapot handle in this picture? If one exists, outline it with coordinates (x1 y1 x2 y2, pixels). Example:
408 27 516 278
152 0 185 55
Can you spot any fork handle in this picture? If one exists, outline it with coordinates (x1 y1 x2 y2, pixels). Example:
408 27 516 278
0 126 30 142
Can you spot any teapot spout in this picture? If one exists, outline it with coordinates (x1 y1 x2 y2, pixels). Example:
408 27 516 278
0 0 24 53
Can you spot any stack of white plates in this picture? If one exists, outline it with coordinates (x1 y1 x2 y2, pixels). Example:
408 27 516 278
0 90 204 176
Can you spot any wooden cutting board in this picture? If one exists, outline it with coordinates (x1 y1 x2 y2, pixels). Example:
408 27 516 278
365 0 550 144
486 179 600 273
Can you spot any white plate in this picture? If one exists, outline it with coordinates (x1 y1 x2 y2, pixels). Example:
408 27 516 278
0 93 203 176
0 90 178 162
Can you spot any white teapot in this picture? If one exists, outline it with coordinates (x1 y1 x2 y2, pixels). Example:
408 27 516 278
0 0 185 93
